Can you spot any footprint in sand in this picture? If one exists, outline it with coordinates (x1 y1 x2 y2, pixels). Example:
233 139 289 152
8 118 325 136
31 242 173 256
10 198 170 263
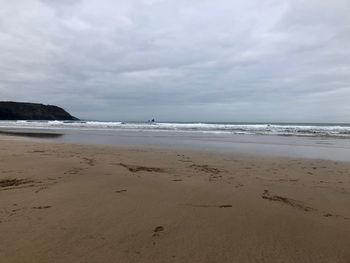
32 206 52 209
81 157 95 167
0 178 34 188
119 163 165 173
153 226 164 237
218 205 233 208
115 189 127 193
172 179 183 182
177 154 192 163
189 164 222 174
261 190 314 212
64 167 85 175
183 204 232 208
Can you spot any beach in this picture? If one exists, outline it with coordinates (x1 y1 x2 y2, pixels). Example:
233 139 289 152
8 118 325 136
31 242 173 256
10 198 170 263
3 0 350 261
0 135 349 262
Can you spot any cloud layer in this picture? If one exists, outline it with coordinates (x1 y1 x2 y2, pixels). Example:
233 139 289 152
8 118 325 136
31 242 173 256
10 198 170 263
1 0 349 122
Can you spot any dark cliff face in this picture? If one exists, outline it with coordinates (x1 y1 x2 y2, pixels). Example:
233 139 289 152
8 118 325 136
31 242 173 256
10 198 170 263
0 102 79 121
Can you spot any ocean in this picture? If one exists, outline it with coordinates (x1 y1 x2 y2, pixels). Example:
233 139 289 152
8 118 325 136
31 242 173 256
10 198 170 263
1 120 350 161
0 120 350 137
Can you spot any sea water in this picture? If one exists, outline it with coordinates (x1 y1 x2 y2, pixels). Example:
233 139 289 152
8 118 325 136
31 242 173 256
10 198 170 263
1 121 350 161
0 120 350 138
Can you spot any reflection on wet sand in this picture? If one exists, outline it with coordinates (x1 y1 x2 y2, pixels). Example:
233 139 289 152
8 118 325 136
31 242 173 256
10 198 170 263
0 130 63 138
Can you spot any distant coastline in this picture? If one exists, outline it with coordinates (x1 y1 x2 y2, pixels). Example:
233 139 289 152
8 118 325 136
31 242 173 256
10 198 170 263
0 101 78 121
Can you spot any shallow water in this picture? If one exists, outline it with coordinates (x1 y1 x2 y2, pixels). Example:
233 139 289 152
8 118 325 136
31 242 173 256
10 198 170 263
2 128 350 161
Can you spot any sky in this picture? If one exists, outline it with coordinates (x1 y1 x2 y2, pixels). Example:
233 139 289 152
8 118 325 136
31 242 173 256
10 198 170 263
0 0 350 122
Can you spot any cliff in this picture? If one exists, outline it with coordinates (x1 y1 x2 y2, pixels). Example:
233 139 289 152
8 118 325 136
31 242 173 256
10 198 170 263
0 101 79 121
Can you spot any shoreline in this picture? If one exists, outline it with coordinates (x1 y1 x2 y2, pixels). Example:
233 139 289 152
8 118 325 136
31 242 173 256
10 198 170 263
0 137 350 262
1 128 350 161
1 133 350 164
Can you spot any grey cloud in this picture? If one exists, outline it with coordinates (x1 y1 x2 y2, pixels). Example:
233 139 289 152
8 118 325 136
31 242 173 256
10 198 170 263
0 0 349 122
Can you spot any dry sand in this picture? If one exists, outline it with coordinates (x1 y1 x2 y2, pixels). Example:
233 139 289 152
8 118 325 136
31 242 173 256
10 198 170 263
0 136 349 262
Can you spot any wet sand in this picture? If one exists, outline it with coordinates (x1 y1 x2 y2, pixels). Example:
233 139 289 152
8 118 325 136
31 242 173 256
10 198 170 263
0 136 349 262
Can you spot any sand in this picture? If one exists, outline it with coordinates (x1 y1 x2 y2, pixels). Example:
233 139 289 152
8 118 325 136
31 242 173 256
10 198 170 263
0 136 349 263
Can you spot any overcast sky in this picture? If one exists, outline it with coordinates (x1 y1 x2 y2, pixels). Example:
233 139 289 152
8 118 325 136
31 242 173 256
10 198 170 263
0 0 349 122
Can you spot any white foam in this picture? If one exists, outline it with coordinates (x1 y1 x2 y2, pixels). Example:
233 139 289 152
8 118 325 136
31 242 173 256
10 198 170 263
0 121 349 138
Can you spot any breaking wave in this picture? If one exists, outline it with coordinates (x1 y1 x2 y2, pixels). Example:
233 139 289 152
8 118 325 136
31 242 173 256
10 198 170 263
0 121 350 138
